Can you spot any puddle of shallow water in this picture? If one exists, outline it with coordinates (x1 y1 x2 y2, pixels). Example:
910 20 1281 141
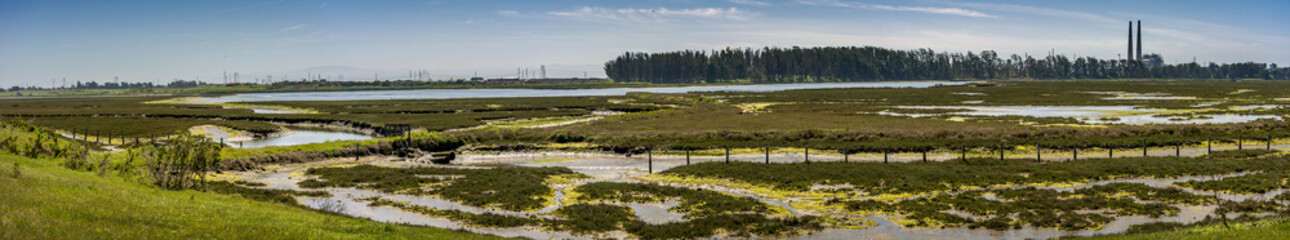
1085 114 1282 125
1233 105 1285 110
220 129 373 148
250 108 295 114
297 192 582 239
1084 91 1197 100
625 199 687 224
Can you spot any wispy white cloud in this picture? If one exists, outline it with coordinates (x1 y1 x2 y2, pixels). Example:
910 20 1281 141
547 6 755 23
280 24 306 32
729 0 771 7
942 1 1116 24
496 10 519 16
796 0 999 19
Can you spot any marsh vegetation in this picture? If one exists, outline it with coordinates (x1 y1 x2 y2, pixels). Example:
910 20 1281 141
8 80 1290 239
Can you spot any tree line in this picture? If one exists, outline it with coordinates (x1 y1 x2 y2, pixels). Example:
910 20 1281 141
604 46 1290 83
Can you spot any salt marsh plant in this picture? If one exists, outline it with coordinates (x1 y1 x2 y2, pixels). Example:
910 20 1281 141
144 133 222 190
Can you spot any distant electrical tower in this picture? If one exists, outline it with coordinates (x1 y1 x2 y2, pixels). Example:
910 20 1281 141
540 65 547 79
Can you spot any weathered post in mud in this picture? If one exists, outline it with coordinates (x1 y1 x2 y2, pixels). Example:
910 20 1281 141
1207 137 1213 154
686 150 691 165
648 150 653 174
1108 147 1113 158
1268 134 1273 151
1036 145 1041 162
1176 139 1181 157
804 148 810 164
883 149 889 164
844 153 849 163
1073 147 1078 161
960 146 966 161
725 147 730 164
1142 139 1148 157
765 147 770 164
922 150 927 163
998 143 1004 161
1238 137 1243 150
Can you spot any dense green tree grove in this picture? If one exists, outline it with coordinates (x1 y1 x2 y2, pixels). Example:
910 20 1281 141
604 46 1290 83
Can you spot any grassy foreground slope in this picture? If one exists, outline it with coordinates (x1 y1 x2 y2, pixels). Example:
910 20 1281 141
1087 217 1290 240
0 154 502 240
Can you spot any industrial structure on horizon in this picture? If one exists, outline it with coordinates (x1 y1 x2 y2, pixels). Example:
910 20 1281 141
1128 20 1164 68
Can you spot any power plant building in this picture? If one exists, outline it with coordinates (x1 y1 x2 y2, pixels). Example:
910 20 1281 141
1128 20 1163 68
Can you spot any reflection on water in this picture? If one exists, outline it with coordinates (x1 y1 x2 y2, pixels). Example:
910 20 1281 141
234 129 372 148
201 81 972 102
249 108 295 114
204 126 373 148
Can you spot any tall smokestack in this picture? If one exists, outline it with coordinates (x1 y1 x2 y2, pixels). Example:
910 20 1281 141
1128 21 1134 61
1136 20 1142 61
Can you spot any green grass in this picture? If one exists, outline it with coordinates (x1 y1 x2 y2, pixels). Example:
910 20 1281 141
0 153 502 239
1086 216 1290 240
573 182 773 218
302 165 574 211
661 155 1290 195
839 183 1217 231
30 116 281 138
1177 171 1290 194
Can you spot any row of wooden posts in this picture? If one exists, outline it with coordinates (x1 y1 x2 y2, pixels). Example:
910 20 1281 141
645 136 1279 173
65 128 158 145
63 128 243 147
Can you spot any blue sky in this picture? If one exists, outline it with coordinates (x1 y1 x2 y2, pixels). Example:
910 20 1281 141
2 0 1287 87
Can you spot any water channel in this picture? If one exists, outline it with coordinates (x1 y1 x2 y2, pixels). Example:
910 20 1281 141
199 81 972 102
229 151 1289 240
200 126 373 148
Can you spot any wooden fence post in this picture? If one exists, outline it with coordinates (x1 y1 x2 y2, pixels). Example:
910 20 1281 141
648 150 652 174
725 147 730 164
1208 137 1213 154
1142 139 1148 157
1108 148 1113 159
804 148 810 164
999 144 1005 161
686 150 691 165
765 147 770 164
1268 134 1273 151
883 149 888 164
922 150 927 163
1036 145 1041 162
844 153 849 163
1073 147 1078 161
1175 139 1181 157
1238 138 1243 150
960 146 966 161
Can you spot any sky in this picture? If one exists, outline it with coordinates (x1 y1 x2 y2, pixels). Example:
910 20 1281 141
2 0 1288 88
